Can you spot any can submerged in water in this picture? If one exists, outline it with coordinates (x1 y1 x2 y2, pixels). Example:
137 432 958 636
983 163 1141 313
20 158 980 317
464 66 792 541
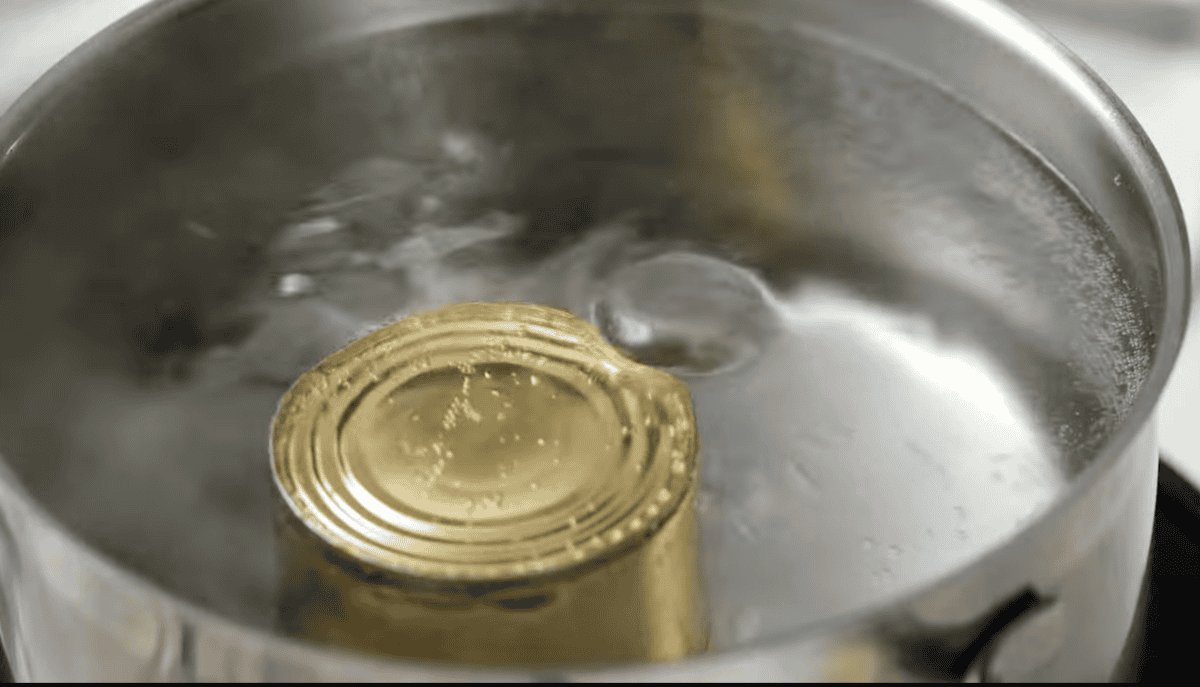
270 302 708 666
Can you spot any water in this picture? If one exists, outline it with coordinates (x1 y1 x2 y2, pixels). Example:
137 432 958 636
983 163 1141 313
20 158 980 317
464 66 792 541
41 184 1069 642
0 16 1152 657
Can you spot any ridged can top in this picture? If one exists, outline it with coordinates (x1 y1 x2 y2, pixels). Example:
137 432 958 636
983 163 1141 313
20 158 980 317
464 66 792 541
271 302 698 584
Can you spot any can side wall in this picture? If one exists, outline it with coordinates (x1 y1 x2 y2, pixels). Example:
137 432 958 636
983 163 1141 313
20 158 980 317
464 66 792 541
273 491 707 666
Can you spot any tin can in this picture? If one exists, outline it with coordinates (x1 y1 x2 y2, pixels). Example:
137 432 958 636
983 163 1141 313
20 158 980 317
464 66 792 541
271 302 708 666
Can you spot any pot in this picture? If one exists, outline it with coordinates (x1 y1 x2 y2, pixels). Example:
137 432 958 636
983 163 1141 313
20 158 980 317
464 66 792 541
0 0 1189 681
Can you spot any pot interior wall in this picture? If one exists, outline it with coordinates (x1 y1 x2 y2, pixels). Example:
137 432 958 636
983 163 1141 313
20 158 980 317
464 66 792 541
0 3 1156 654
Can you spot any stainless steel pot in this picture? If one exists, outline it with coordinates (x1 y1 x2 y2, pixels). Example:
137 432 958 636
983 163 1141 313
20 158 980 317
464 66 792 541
0 0 1189 681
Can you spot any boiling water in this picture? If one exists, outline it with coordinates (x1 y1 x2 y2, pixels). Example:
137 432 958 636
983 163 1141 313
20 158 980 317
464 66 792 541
37 185 1072 646
0 17 1151 656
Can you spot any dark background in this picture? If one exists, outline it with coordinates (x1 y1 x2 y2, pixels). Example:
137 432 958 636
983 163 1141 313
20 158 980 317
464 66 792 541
1121 459 1200 681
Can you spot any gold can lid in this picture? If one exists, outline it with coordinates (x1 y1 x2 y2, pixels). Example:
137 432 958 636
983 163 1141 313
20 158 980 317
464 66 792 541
271 302 697 582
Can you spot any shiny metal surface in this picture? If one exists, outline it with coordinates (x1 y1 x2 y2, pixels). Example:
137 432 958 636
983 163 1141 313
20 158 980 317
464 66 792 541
1003 0 1200 532
272 302 707 664
1008 0 1200 45
0 0 1189 681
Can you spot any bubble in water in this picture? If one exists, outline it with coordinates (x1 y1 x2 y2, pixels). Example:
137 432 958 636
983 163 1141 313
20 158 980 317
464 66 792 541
731 516 757 541
786 460 818 493
608 311 654 346
887 545 902 560
418 195 443 215
861 538 876 552
733 607 762 643
442 131 481 164
278 273 315 298
593 252 779 375
696 489 719 518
